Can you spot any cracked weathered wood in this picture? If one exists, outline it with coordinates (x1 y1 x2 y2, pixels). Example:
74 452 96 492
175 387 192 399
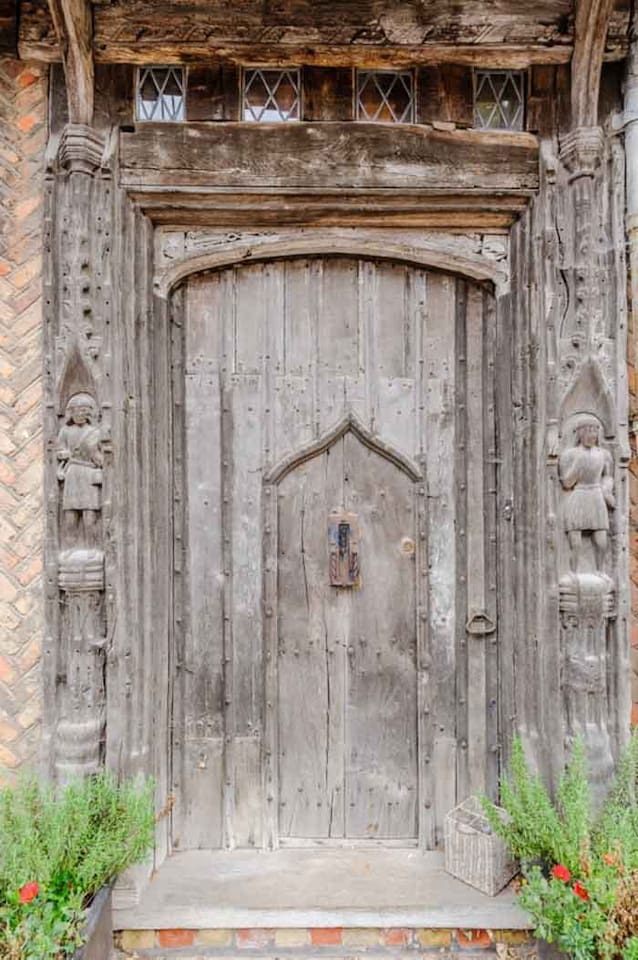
171 258 497 848
47 0 94 123
18 0 632 65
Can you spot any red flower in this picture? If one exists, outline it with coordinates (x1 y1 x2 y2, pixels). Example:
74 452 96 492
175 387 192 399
573 882 590 902
603 853 616 866
18 881 39 904
551 864 572 882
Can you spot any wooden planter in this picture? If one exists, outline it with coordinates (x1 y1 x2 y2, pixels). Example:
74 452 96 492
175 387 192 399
74 886 113 960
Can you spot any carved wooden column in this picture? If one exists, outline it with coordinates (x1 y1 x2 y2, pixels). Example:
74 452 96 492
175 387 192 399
45 123 113 780
555 127 617 795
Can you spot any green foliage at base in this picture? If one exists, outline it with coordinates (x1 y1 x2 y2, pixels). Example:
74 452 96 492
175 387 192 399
483 734 638 960
0 773 155 960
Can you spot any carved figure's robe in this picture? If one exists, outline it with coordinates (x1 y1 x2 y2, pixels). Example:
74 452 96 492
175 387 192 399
559 444 613 532
56 423 102 511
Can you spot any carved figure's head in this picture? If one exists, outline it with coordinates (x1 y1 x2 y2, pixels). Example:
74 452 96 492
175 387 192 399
65 393 97 426
574 417 601 449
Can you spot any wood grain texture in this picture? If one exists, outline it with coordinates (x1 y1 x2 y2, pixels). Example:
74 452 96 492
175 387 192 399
120 123 539 195
572 0 615 127
18 0 632 63
174 256 497 849
46 0 94 123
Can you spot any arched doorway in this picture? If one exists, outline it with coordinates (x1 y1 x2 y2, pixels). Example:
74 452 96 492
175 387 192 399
169 254 497 850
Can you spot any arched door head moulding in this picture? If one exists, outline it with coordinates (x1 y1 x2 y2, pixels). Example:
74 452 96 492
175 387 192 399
155 231 506 299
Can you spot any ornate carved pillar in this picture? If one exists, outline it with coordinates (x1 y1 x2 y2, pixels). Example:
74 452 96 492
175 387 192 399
554 127 618 794
45 122 113 780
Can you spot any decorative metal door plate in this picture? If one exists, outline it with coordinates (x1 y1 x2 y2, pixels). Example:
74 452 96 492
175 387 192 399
328 511 360 587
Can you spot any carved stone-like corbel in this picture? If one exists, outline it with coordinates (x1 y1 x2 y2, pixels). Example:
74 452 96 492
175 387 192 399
58 123 104 175
559 126 604 179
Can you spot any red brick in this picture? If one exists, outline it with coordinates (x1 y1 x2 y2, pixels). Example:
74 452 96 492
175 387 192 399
237 929 275 948
17 70 38 89
16 114 37 134
456 929 493 949
310 928 343 946
382 928 411 946
158 929 195 948
0 656 16 685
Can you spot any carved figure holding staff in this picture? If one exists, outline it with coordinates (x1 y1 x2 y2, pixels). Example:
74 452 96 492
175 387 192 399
559 416 614 575
56 393 103 550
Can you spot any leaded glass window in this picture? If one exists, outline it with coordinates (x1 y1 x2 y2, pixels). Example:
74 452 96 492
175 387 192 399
242 69 300 122
356 71 415 124
136 67 185 122
473 71 524 131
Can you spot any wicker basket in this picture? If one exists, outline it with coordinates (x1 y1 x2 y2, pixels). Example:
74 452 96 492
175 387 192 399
444 796 519 896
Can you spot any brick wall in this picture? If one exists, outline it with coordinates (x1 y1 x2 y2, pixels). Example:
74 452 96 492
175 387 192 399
0 59 47 775
115 926 533 958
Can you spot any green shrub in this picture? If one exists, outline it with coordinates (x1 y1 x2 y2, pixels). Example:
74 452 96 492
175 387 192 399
483 733 638 960
0 772 155 959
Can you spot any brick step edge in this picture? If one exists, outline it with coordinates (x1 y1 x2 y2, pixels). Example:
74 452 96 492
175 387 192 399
116 927 535 957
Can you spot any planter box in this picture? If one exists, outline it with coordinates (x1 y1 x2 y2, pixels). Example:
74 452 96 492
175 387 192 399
444 796 519 896
75 886 113 960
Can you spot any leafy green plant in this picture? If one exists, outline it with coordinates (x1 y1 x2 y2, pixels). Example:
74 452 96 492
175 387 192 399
0 772 155 960
483 733 638 960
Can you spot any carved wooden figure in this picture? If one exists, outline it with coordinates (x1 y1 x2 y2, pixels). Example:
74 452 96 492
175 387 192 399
559 417 615 575
56 393 103 551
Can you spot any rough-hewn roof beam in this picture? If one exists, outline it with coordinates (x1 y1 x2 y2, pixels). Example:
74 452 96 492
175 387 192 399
18 0 631 67
571 0 615 127
47 0 93 124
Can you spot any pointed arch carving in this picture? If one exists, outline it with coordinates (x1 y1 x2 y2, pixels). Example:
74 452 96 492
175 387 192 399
57 342 98 414
265 412 423 486
559 355 615 438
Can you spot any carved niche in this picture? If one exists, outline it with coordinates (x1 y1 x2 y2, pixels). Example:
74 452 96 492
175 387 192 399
556 356 616 798
53 349 107 780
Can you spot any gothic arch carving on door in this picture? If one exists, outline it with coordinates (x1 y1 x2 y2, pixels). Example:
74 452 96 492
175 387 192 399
263 413 426 847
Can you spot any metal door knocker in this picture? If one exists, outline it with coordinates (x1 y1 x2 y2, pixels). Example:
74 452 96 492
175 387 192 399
328 511 360 587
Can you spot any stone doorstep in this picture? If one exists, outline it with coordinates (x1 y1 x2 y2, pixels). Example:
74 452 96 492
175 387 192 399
115 927 536 958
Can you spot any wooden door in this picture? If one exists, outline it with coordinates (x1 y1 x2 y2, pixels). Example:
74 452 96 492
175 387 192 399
171 255 497 851
276 428 418 841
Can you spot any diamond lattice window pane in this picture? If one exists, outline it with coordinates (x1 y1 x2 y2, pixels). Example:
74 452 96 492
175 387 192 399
473 71 524 131
357 71 415 123
243 69 300 122
136 67 185 122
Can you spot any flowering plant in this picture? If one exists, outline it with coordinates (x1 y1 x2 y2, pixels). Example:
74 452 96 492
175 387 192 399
483 735 638 960
0 772 155 959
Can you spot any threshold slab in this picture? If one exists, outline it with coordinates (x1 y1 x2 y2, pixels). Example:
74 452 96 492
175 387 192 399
113 848 530 931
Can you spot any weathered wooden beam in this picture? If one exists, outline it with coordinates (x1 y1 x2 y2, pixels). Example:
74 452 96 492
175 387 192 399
571 0 615 127
18 0 631 66
126 192 529 231
0 0 17 55
47 0 93 123
120 123 539 194
95 42 575 69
